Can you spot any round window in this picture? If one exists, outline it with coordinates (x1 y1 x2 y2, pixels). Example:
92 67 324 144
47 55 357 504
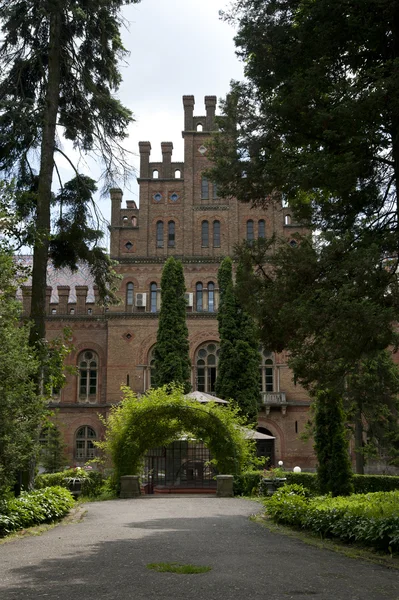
207 343 216 353
170 193 178 202
153 193 162 202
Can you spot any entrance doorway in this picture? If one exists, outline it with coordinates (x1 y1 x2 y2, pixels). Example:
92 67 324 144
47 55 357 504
256 427 275 467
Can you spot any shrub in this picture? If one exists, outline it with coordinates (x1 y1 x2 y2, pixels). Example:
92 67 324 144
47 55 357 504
233 470 263 496
282 472 399 496
0 486 74 537
264 486 399 552
35 468 104 497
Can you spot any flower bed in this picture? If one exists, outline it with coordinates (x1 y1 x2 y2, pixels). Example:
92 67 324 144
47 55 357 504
264 485 399 553
0 486 75 537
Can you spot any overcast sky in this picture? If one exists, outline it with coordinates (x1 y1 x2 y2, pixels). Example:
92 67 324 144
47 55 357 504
56 0 244 226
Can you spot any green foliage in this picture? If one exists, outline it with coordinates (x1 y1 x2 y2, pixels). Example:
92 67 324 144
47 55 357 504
146 563 212 574
39 422 68 473
265 487 399 553
154 258 191 393
209 0 399 472
0 0 138 344
215 257 260 422
35 468 104 498
0 249 43 496
284 472 320 495
0 486 74 537
97 385 256 491
314 389 354 496
209 0 398 230
233 470 263 496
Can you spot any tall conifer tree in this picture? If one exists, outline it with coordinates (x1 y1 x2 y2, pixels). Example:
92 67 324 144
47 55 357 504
216 257 260 422
0 0 139 347
153 258 191 393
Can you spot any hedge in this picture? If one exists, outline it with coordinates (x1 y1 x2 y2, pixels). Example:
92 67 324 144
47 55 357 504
234 471 399 497
265 485 399 553
35 468 104 497
284 473 399 495
0 486 75 537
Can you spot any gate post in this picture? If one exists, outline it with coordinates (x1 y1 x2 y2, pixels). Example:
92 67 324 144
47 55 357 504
216 475 234 497
120 475 141 498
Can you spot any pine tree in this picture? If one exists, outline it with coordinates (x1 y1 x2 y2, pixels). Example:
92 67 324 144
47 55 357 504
153 258 191 393
0 0 139 347
215 257 260 422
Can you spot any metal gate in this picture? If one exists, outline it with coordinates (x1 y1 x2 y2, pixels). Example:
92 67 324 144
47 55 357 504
143 441 217 493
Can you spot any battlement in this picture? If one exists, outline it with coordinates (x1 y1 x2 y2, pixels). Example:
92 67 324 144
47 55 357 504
20 284 104 317
182 95 217 132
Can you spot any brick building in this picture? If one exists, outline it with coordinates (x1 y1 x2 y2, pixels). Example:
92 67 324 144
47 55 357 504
22 95 316 473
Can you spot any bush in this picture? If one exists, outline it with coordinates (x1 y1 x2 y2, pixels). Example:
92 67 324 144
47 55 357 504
264 486 399 552
282 472 399 496
0 486 74 537
35 468 104 497
233 470 263 496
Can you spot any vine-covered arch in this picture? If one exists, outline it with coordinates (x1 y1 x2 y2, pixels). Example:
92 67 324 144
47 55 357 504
99 386 254 488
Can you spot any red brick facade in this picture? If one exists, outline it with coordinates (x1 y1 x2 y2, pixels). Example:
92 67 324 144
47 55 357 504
24 96 317 470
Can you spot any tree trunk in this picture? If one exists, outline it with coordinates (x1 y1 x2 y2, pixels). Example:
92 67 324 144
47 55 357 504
29 10 62 348
354 405 364 475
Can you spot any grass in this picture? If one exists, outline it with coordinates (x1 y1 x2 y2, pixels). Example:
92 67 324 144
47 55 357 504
146 562 212 574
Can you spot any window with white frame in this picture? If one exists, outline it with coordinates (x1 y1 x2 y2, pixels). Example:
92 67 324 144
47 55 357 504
126 282 134 307
78 351 98 401
195 342 220 394
75 426 97 459
260 350 274 392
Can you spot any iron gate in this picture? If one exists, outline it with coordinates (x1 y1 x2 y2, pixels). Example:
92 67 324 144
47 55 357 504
143 441 217 493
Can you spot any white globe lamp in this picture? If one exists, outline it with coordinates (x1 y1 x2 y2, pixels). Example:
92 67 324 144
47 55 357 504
293 466 301 473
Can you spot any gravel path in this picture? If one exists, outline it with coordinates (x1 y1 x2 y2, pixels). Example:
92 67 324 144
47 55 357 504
0 497 398 600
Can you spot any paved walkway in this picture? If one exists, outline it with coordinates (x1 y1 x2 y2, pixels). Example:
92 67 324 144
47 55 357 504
0 497 398 600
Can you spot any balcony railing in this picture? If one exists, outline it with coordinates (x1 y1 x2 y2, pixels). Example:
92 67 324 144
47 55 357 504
259 392 287 406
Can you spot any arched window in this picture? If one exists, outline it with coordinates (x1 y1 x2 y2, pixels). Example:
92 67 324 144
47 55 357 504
175 169 181 178
197 123 203 132
213 220 221 247
156 221 164 248
246 220 254 243
168 220 175 247
126 282 134 307
195 342 220 394
201 220 209 247
201 176 209 199
260 350 274 393
196 282 203 312
258 219 265 238
150 282 158 313
208 282 215 313
152 169 159 179
75 426 97 460
131 216 138 226
78 351 98 402
285 214 292 225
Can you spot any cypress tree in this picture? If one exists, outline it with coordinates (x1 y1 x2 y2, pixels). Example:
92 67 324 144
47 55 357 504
314 389 354 496
215 257 260 422
153 258 191 393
